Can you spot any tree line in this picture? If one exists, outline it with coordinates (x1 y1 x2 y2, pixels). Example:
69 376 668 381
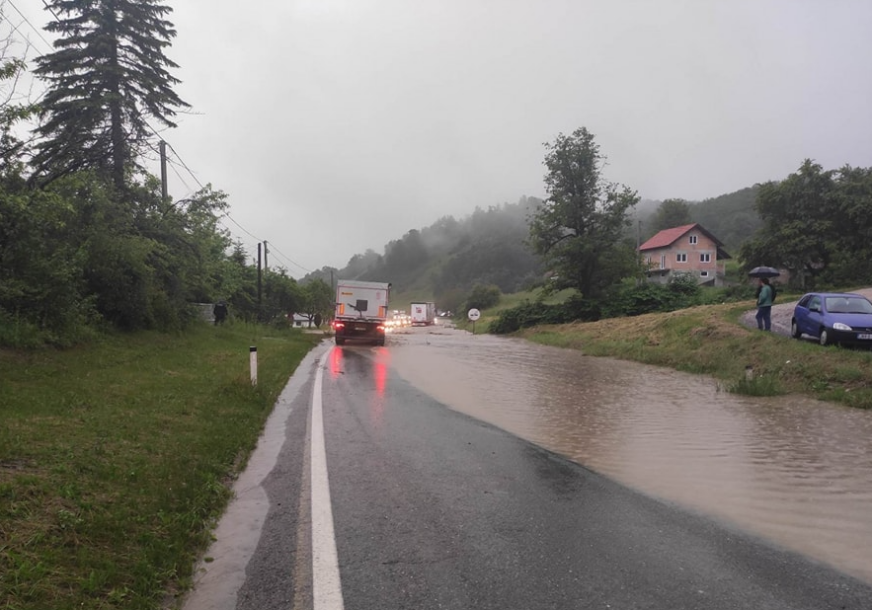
490 130 872 332
0 1 332 347
636 187 762 253
303 197 545 312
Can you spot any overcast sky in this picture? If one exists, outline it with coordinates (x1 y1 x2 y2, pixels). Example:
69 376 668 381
9 0 872 276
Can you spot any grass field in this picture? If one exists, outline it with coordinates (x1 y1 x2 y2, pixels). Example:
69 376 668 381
0 323 322 610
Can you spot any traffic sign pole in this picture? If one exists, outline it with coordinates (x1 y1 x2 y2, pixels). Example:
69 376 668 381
467 308 481 335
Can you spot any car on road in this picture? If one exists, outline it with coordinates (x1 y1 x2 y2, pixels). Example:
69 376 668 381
791 292 872 346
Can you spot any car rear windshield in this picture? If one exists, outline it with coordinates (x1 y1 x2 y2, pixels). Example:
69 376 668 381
825 296 872 314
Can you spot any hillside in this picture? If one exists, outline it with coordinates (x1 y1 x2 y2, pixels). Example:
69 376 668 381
633 186 762 251
303 197 545 310
304 186 764 307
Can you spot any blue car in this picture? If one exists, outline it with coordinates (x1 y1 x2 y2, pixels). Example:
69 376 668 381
791 292 872 346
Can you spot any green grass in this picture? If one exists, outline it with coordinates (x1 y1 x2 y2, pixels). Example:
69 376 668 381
520 302 872 409
0 323 321 610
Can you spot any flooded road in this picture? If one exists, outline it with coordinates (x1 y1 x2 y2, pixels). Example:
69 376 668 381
386 325 872 585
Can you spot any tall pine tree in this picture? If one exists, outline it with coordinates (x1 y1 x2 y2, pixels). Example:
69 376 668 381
32 0 189 189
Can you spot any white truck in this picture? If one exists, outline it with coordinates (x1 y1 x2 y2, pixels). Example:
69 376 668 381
333 280 391 346
410 301 436 326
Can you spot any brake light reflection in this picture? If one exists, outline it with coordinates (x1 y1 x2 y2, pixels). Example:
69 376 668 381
329 346 344 379
373 360 386 396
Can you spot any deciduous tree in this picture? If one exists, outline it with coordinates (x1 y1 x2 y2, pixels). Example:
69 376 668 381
301 278 335 325
528 127 639 298
739 160 835 289
651 198 692 233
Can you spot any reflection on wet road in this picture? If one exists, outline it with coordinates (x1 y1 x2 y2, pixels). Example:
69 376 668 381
388 325 872 584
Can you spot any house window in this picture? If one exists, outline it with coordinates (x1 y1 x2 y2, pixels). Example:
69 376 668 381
689 235 698 245
700 253 711 263
676 253 687 263
700 271 709 277
660 255 666 269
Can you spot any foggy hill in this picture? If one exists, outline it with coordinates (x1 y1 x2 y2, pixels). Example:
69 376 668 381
303 186 763 299
302 197 544 303
634 186 761 252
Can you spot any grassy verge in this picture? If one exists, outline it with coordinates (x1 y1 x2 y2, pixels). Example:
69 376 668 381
0 323 322 610
520 302 872 409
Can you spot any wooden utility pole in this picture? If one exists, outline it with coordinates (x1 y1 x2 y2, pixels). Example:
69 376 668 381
159 140 168 201
257 243 263 312
263 241 269 271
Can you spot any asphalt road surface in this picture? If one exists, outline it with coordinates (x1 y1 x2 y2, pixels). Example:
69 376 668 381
182 342 872 610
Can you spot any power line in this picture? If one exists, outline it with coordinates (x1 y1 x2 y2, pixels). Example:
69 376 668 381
40 0 61 23
27 1 312 276
222 212 263 243
164 140 204 190
267 243 311 274
6 0 54 51
165 157 194 195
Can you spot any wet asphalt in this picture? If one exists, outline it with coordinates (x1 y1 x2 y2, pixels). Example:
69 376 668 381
186 341 872 610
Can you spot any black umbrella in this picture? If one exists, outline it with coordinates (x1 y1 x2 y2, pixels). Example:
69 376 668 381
748 266 780 278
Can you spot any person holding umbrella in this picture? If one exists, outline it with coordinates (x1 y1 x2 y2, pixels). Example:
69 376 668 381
755 276 775 331
749 266 779 331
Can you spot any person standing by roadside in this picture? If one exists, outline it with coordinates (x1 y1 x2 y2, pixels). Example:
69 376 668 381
213 300 228 326
756 278 773 331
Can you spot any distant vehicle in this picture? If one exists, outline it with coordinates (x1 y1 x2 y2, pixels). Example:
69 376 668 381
791 292 872 346
332 280 391 346
410 301 436 326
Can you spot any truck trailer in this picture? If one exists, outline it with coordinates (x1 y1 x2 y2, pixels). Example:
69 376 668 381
333 280 391 346
410 301 436 326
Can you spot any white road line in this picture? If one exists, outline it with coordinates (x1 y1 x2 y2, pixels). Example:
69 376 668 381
311 350 345 610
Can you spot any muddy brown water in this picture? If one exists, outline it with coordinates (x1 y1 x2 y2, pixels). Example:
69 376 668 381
381 325 872 584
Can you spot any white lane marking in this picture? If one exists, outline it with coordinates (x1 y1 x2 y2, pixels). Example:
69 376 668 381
311 350 346 610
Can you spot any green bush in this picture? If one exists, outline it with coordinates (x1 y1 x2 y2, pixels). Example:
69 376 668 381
466 283 501 310
489 294 600 334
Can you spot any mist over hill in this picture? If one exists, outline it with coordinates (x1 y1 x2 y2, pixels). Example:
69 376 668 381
632 186 761 252
303 186 762 299
302 197 544 303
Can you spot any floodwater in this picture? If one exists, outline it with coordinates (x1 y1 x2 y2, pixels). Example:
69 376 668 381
383 325 872 585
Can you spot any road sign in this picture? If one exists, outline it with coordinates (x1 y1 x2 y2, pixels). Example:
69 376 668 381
467 308 481 321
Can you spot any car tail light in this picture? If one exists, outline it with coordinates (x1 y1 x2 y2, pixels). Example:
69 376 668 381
333 321 345 330
377 325 386 333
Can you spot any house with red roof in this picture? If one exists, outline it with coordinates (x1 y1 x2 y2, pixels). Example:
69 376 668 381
638 223 731 286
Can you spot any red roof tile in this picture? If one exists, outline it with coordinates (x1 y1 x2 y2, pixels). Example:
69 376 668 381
639 223 698 251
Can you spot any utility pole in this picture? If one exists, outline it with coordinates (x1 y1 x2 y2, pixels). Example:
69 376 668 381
257 243 263 316
159 140 168 201
263 241 269 271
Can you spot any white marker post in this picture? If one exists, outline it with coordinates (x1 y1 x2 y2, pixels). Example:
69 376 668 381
467 308 481 335
250 346 258 386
